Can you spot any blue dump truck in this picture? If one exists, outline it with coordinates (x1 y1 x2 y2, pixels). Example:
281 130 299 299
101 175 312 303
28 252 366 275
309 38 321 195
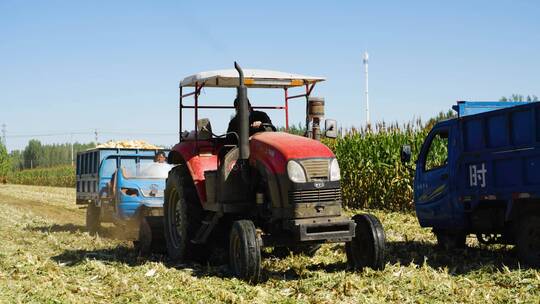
76 148 172 254
401 101 540 266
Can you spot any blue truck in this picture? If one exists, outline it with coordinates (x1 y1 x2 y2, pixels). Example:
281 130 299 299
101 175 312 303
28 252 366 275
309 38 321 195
401 101 540 266
76 148 172 254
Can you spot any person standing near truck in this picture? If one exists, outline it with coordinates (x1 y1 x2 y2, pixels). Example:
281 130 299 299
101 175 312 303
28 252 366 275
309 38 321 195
154 151 166 163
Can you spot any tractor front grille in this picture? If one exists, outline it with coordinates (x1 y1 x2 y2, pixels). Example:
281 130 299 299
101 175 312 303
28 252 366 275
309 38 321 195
300 159 329 181
289 187 342 204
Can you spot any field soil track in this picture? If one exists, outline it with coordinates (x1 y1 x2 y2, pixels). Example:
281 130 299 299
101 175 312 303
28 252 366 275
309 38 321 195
0 184 539 303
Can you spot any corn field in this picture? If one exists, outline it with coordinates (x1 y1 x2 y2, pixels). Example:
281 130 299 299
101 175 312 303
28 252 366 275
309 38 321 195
2 119 449 211
325 120 446 211
6 165 75 188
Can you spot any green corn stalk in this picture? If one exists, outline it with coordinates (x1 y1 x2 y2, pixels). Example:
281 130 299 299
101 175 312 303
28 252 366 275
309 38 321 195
6 165 75 188
324 120 446 211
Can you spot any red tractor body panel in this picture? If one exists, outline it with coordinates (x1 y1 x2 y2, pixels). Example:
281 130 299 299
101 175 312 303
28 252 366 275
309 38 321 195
171 132 335 205
171 140 218 203
250 132 335 174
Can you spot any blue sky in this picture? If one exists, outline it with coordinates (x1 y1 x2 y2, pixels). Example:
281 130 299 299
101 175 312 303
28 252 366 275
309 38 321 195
1 0 539 151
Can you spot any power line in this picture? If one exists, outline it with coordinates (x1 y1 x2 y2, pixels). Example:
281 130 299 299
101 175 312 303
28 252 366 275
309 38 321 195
6 130 177 138
6 132 92 138
4 129 180 144
100 131 177 136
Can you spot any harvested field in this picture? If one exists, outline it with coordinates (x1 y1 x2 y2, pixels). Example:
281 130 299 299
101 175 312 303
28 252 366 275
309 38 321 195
0 184 538 303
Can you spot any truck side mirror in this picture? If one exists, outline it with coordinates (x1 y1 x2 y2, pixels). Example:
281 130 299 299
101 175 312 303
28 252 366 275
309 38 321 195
325 119 338 139
401 145 412 163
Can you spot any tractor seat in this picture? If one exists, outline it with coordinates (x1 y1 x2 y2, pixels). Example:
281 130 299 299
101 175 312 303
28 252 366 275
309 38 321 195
182 118 213 140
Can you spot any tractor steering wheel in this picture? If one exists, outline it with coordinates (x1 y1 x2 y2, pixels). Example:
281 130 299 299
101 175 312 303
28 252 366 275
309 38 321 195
258 123 277 132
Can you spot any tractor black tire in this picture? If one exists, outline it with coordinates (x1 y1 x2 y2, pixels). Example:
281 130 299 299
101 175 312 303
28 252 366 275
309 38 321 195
86 203 101 236
346 213 386 271
434 229 466 250
516 215 540 268
137 216 166 256
229 220 261 283
164 165 204 262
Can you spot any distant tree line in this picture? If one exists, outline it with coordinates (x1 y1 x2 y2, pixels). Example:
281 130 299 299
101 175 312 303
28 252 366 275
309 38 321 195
8 139 95 171
499 94 538 102
0 143 9 180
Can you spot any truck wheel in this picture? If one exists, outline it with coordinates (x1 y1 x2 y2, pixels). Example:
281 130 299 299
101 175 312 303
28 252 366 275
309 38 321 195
346 214 386 270
137 216 166 256
229 220 261 283
516 215 540 267
164 165 202 262
434 230 466 250
86 203 101 236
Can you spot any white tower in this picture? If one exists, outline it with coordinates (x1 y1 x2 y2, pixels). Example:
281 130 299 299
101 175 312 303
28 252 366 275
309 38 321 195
363 52 370 125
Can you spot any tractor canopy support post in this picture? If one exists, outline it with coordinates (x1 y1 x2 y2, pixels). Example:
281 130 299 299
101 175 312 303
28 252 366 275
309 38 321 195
179 86 183 142
284 88 289 130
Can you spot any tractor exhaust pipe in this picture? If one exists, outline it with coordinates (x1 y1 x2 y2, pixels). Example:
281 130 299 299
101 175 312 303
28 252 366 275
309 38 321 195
234 61 250 161
234 62 250 183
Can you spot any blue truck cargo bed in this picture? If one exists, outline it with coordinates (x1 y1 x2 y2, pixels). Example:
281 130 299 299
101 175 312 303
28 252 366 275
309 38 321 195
457 102 540 203
452 101 529 117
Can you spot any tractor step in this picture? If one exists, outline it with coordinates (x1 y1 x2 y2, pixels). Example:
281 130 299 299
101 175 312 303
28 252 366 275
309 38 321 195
191 212 222 244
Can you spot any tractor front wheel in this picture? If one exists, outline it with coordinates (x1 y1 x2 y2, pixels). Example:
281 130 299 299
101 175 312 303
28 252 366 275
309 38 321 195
516 215 540 267
346 213 386 270
229 220 261 283
86 203 101 236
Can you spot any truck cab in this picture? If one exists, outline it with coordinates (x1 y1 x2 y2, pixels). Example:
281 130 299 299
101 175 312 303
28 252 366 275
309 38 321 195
413 119 458 229
402 101 540 267
77 148 171 254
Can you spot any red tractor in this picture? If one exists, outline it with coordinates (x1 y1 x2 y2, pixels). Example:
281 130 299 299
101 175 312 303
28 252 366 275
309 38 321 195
164 62 385 282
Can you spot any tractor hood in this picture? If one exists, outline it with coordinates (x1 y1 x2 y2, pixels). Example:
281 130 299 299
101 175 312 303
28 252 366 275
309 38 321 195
250 132 334 174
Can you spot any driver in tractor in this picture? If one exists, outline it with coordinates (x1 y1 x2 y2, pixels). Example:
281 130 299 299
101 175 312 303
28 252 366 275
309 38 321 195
226 97 273 142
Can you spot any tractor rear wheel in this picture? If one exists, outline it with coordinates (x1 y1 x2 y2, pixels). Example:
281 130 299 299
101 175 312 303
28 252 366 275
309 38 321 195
434 230 466 250
229 220 261 283
137 216 165 256
86 203 101 236
346 213 386 270
164 165 203 262
516 215 540 267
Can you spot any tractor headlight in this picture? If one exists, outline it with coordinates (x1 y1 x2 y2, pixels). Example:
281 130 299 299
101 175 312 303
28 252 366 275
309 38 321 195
287 160 307 183
329 158 341 181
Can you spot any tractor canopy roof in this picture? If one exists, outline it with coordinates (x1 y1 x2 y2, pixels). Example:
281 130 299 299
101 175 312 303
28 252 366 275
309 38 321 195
180 69 325 89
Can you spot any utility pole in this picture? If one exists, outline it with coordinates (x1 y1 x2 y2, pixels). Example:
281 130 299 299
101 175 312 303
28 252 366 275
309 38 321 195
363 52 370 126
94 129 98 144
1 123 6 146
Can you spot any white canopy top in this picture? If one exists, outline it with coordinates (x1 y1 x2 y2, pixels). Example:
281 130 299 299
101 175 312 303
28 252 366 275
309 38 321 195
180 69 325 88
